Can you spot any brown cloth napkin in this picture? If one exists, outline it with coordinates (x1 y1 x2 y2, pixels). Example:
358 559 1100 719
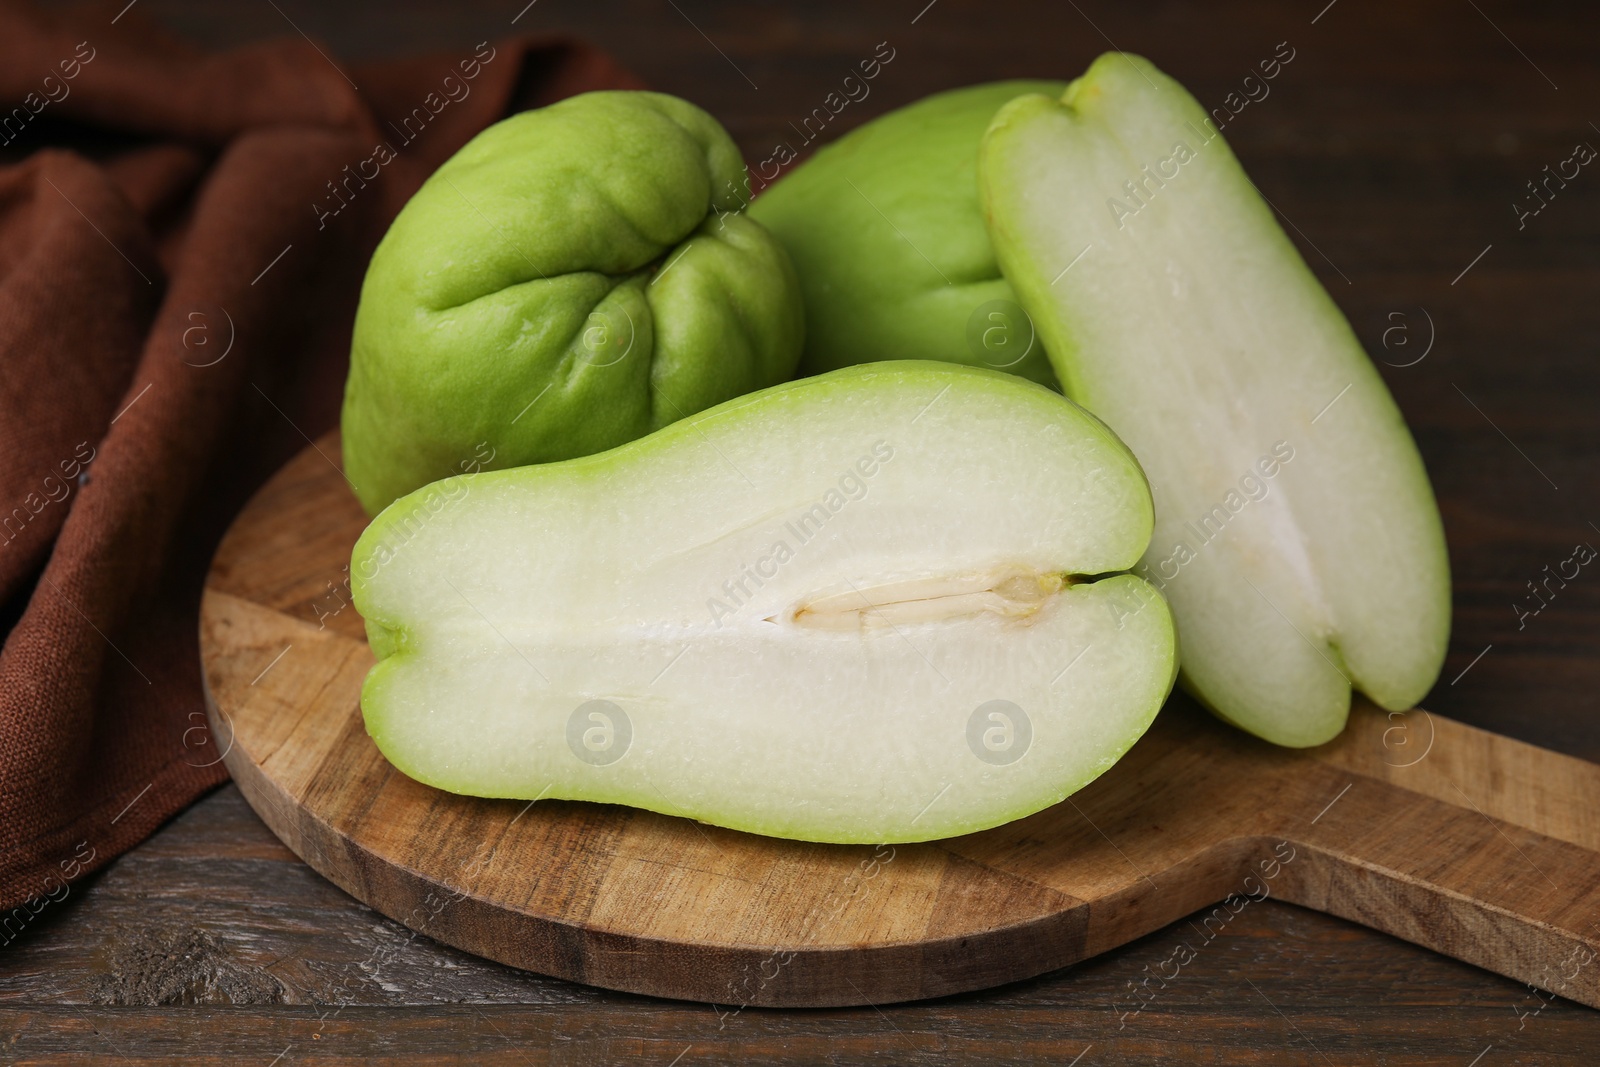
0 0 641 916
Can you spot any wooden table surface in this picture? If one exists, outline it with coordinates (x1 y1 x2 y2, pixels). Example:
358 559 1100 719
6 0 1600 1062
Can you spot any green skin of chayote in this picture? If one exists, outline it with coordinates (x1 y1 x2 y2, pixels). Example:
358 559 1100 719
342 91 805 516
748 80 1066 388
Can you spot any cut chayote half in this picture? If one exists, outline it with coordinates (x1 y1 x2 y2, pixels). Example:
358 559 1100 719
352 362 1176 842
343 91 805 515
979 55 1450 745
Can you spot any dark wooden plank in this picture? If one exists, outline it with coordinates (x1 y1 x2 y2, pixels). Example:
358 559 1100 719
7 0 1600 1058
4 996 1599 1064
0 787 599 1009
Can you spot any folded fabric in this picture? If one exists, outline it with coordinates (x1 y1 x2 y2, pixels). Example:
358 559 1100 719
0 0 640 915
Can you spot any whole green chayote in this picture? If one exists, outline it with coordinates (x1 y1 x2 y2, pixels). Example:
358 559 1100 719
748 81 1065 387
343 91 805 515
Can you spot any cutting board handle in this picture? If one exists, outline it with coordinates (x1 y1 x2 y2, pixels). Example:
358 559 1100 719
1268 706 1600 1009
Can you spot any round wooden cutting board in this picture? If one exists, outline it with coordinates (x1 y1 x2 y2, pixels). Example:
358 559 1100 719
200 432 1600 1009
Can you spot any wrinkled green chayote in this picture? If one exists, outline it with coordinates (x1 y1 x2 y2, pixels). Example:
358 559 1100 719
343 91 805 515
